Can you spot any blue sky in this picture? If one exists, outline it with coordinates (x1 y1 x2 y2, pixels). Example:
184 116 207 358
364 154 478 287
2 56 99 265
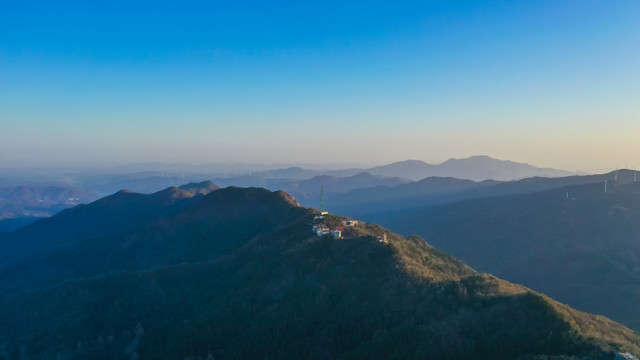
1 0 639 170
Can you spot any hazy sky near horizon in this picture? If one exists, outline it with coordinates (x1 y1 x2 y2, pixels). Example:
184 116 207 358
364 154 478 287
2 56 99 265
1 1 639 171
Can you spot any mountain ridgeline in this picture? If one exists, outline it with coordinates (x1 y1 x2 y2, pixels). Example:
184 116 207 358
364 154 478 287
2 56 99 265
297 169 619 218
0 183 639 359
365 155 572 181
0 180 220 266
368 169 640 331
0 155 571 232
248 155 572 182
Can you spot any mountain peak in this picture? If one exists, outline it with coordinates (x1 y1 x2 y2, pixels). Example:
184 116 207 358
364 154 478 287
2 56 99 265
2 185 640 359
274 189 301 207
351 172 377 179
400 159 428 164
177 180 220 195
467 154 494 160
441 155 508 164
366 156 570 181
187 187 307 219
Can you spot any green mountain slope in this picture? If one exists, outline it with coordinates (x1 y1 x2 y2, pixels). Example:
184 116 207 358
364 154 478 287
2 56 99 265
369 175 640 330
0 186 638 359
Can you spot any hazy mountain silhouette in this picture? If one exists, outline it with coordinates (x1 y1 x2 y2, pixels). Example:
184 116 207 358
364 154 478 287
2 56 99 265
324 177 497 216
0 156 571 232
0 185 638 359
368 169 640 330
247 155 572 181
323 170 625 218
249 166 324 179
89 157 571 182
274 172 410 206
366 155 572 181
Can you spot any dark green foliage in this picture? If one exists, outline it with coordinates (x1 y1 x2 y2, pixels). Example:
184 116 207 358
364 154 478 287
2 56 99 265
0 186 638 359
369 179 640 330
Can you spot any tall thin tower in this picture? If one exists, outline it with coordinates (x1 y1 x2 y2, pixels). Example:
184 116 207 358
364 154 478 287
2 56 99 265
320 186 325 213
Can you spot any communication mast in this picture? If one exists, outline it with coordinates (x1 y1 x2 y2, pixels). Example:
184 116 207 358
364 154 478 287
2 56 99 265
320 186 325 213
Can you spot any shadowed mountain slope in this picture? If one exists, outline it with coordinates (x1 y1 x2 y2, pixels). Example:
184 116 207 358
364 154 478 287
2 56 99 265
0 184 101 231
325 176 497 216
0 186 638 359
0 181 219 266
368 173 640 330
326 170 627 218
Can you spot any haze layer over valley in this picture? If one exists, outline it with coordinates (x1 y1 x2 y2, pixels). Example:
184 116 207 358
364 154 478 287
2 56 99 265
0 155 571 231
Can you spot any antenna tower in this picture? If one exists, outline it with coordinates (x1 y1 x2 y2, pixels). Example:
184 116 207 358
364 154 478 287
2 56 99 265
604 180 608 193
320 186 325 213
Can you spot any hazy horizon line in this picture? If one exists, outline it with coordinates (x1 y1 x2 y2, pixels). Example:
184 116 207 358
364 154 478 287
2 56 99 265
0 154 612 174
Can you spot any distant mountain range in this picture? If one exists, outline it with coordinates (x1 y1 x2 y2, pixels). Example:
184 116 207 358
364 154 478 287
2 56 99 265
271 172 410 203
366 155 573 181
249 155 572 181
368 169 640 330
0 156 572 232
316 170 623 218
1 184 638 359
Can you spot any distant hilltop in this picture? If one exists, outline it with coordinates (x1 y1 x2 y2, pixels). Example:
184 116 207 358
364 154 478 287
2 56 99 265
0 155 574 183
365 155 573 181
247 155 573 182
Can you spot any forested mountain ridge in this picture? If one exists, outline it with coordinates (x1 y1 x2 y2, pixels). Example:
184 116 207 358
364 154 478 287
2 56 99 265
0 181 219 266
0 186 638 359
368 172 640 330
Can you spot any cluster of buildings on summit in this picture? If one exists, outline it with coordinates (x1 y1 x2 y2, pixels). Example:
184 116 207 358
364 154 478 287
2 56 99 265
312 217 358 239
312 186 388 243
312 214 388 243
